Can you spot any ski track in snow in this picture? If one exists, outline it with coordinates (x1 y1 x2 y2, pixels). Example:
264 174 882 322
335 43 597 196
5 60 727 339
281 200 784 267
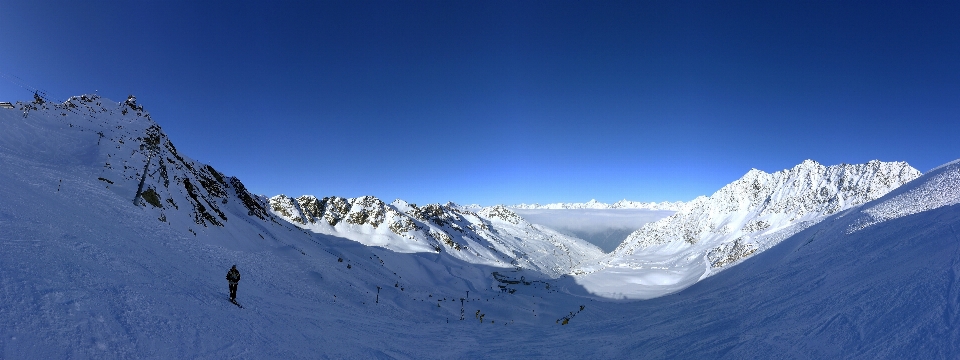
1 97 959 358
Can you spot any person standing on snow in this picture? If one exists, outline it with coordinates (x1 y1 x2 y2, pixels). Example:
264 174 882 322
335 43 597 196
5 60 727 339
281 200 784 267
226 265 241 301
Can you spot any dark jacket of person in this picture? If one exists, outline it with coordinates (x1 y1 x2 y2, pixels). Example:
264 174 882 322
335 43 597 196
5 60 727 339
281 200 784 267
226 267 241 285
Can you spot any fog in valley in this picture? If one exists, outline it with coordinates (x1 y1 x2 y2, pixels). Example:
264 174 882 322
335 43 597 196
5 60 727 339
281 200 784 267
512 209 675 252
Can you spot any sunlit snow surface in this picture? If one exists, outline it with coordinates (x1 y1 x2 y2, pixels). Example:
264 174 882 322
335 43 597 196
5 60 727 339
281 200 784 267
849 160 960 233
571 160 920 299
266 196 605 278
2 96 960 358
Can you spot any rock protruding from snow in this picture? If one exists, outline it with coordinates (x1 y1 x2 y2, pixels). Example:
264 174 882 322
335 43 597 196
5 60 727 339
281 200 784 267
269 195 307 224
510 199 685 210
2 94 275 231
706 237 757 268
478 205 525 225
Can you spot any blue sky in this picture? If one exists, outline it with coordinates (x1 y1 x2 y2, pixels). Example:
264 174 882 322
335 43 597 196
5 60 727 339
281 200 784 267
1 1 957 206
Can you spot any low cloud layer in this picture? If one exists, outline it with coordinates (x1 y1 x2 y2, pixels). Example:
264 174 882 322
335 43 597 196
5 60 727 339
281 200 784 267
513 209 675 252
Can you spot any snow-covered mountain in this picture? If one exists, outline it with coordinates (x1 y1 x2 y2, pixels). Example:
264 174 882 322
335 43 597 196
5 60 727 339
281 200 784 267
847 159 960 234
0 94 619 356
3 94 275 231
573 159 922 299
509 199 685 210
268 196 603 277
4 93 960 357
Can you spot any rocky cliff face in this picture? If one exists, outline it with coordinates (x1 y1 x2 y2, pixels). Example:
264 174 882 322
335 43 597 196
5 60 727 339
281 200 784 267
613 160 921 261
12 94 275 232
269 196 603 277
570 159 922 299
17 93 602 278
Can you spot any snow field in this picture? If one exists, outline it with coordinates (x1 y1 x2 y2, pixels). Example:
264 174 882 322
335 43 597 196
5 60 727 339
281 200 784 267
2 97 959 358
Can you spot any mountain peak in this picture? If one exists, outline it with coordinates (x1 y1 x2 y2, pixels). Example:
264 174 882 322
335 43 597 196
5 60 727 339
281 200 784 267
651 159 921 248
267 194 601 276
797 159 822 168
573 159 921 299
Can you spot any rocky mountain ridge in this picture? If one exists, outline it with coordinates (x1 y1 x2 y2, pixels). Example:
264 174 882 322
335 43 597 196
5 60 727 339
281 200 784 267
4 92 605 279
616 159 921 256
2 92 933 303
571 159 922 299
269 195 603 277
6 94 274 233
5 92 960 357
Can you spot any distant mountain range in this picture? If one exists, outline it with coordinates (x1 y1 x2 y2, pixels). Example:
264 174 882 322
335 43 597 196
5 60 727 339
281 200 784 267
507 199 686 210
270 159 921 300
573 159 921 298
268 196 603 278
4 93 959 357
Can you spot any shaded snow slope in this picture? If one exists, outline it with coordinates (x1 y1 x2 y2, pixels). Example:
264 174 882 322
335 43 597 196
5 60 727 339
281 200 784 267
0 95 607 358
4 94 959 358
518 160 960 358
573 159 921 299
268 196 603 278
0 95 275 232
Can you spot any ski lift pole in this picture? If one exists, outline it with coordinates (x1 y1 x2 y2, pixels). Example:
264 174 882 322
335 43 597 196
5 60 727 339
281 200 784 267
132 134 161 205
132 153 153 206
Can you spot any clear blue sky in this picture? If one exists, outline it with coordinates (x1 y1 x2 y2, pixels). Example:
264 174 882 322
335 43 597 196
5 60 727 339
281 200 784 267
1 1 957 206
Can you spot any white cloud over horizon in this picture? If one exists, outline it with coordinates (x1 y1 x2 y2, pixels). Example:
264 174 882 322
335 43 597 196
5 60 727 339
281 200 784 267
513 209 675 252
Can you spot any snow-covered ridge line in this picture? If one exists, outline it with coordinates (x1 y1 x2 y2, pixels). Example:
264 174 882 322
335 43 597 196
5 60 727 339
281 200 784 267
4 91 960 356
616 159 922 254
5 94 274 231
267 195 603 278
572 159 922 299
849 159 960 233
508 199 686 210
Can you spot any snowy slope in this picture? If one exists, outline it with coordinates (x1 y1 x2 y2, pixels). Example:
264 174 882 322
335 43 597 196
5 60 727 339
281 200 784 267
268 195 603 278
573 159 922 299
848 159 960 233
0 94 276 232
0 95 612 357
495 161 960 358
4 93 960 358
